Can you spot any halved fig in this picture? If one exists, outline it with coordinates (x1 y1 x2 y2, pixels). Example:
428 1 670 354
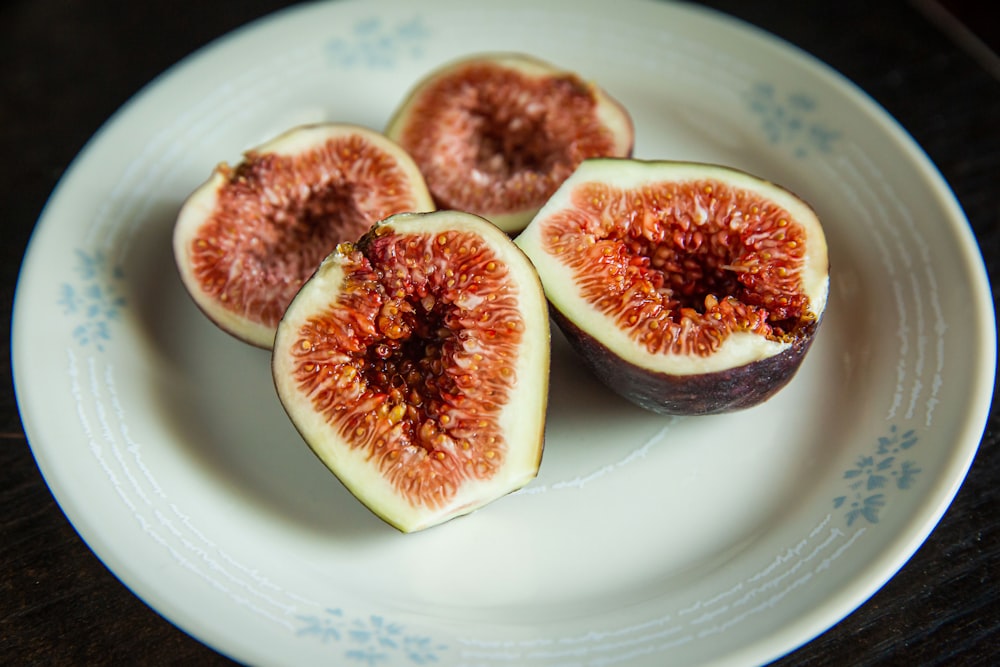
173 123 434 348
385 53 634 234
515 158 829 415
272 210 550 532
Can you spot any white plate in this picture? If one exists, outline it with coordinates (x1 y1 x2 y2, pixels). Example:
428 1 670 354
12 1 996 665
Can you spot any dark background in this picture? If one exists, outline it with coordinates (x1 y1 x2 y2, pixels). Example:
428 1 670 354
2 1 997 664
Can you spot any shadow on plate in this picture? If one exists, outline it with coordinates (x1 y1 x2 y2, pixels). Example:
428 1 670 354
121 199 392 541
545 324 656 432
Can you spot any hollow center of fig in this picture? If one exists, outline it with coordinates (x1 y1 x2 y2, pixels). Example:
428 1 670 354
406 65 620 211
545 179 815 356
290 230 526 508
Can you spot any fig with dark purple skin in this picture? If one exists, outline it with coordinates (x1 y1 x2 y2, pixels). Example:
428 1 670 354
515 158 830 415
272 211 550 532
173 123 434 348
385 53 634 234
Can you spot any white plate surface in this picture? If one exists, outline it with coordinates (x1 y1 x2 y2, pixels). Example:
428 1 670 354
13 1 996 665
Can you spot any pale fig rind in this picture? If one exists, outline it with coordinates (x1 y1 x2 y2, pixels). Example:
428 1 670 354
385 53 634 234
173 123 435 349
515 158 829 415
272 210 550 532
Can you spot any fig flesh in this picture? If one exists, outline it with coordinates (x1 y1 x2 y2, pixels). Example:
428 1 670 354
173 123 434 348
385 53 634 234
272 210 550 532
515 159 829 415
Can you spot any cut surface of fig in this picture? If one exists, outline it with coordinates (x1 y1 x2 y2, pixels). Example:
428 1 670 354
386 53 634 234
515 158 829 415
272 211 550 532
173 123 434 348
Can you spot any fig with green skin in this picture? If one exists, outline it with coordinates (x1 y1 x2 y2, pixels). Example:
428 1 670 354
272 210 550 532
385 53 634 234
173 123 434 348
515 158 829 415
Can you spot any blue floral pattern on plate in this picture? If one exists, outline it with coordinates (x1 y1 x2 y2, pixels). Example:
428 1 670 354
58 249 126 352
296 610 447 665
834 425 921 525
326 17 428 68
745 82 840 157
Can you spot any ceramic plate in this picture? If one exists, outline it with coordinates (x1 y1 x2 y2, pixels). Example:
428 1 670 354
12 1 995 665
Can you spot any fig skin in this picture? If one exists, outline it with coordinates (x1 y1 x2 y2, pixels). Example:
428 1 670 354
385 53 634 234
271 210 550 533
552 308 822 415
515 158 829 415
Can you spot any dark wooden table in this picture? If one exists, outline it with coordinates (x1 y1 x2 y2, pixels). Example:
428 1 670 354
2 1 997 664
